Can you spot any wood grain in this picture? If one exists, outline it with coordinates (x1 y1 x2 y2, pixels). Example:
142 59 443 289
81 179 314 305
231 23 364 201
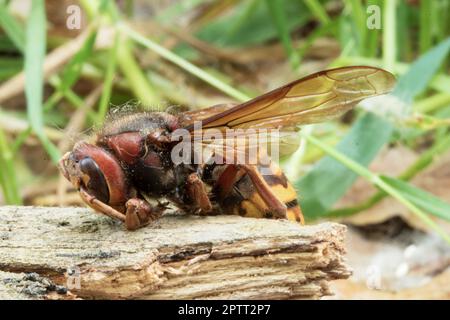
0 206 351 299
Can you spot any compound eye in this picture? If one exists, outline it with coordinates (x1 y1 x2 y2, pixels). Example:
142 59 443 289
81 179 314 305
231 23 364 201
79 157 110 204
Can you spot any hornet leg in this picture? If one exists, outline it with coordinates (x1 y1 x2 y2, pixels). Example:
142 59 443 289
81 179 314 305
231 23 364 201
79 187 126 222
79 187 166 231
212 164 287 218
185 172 213 215
125 198 167 230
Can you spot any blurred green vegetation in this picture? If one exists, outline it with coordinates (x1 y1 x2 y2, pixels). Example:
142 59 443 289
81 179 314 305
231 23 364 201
0 0 449 241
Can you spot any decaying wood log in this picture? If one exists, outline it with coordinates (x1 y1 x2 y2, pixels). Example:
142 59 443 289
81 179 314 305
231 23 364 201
0 206 351 300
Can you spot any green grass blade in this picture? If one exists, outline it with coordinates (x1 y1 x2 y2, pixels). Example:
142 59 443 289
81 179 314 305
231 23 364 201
415 92 450 113
419 0 432 53
325 132 450 218
155 0 205 24
24 0 46 137
297 20 338 64
304 0 330 25
192 1 308 48
79 0 160 109
383 0 397 71
397 0 412 61
97 29 119 123
119 23 250 102
24 0 60 163
264 0 300 69
0 127 22 204
59 28 97 92
365 0 381 57
0 5 78 161
346 0 366 54
296 114 392 217
296 37 450 218
381 176 450 222
39 135 61 163
301 132 450 245
0 2 25 52
117 35 161 108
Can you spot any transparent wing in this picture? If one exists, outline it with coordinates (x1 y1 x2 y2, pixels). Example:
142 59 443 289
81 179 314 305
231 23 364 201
188 129 300 164
182 66 395 131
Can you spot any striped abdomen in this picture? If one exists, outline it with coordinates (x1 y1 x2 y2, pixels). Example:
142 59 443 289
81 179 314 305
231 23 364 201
207 162 304 224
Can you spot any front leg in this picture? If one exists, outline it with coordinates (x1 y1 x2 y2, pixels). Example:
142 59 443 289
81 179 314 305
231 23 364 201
79 187 126 222
79 187 165 230
185 172 213 215
125 198 167 230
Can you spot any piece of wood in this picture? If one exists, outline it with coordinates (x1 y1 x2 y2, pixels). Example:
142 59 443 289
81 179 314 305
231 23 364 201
0 206 351 300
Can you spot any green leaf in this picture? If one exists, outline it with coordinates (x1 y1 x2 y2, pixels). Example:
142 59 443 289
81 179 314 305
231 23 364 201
296 37 450 219
394 37 450 104
24 0 60 163
381 176 450 222
0 2 25 52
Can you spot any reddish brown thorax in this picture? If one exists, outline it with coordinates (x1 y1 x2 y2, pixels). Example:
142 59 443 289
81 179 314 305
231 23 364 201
102 132 143 165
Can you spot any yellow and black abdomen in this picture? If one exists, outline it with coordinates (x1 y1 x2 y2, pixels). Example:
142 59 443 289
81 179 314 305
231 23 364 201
212 162 304 224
